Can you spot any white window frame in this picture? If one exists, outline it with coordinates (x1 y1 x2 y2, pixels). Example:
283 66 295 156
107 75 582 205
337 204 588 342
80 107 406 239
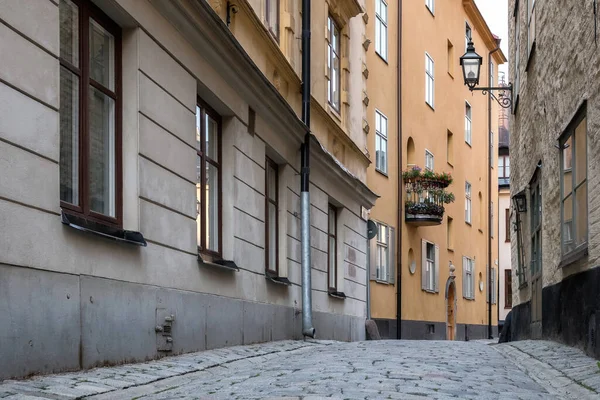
375 222 395 283
425 53 434 108
465 181 472 224
422 241 439 292
375 0 388 60
425 149 434 171
465 102 472 145
425 0 434 15
499 155 510 178
375 110 388 174
463 256 475 299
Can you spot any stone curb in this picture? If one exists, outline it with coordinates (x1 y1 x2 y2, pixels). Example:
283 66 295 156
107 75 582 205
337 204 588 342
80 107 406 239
0 340 329 400
494 341 600 399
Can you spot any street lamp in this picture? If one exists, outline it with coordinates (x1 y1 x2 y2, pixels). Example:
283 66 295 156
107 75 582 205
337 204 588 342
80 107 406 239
460 41 483 90
459 41 513 109
513 192 528 213
460 40 514 340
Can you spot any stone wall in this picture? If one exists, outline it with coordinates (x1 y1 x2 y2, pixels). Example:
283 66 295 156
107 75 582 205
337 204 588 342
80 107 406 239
509 0 600 351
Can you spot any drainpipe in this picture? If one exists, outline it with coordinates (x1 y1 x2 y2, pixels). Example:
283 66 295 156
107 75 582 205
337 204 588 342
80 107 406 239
396 0 403 340
488 46 500 340
300 0 315 338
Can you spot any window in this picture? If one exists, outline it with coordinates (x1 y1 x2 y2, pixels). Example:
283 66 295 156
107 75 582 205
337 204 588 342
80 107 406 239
498 156 511 178
265 157 279 275
504 269 513 308
514 2 521 99
425 150 434 171
327 16 341 111
422 241 439 292
375 111 388 174
376 223 389 281
196 102 222 256
265 0 279 41
527 0 536 57
375 0 388 60
465 22 472 50
463 257 474 299
425 0 434 14
447 40 454 77
560 106 587 258
59 0 122 225
447 217 454 249
465 181 472 224
328 204 337 290
505 208 511 242
447 130 454 165
425 53 434 108
465 102 472 144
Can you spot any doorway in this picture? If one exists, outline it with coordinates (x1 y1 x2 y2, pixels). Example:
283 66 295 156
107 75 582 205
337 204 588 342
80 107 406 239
446 279 457 340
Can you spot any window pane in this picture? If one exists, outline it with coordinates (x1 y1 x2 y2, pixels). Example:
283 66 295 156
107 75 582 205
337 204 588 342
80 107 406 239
563 135 573 171
59 67 80 205
575 117 587 186
332 53 340 109
196 106 202 150
89 19 115 91
268 164 277 201
328 208 336 234
381 23 387 58
576 182 587 246
269 202 277 270
329 236 336 287
196 156 202 248
206 163 219 252
381 1 387 23
88 86 116 217
60 0 79 66
205 115 219 162
563 194 573 254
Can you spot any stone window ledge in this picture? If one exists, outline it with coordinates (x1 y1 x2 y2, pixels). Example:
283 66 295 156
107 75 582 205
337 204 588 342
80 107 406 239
559 244 589 269
198 255 239 272
61 211 147 247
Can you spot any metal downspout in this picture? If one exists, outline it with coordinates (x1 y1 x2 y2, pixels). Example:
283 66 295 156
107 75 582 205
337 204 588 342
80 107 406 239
301 0 315 338
396 0 403 340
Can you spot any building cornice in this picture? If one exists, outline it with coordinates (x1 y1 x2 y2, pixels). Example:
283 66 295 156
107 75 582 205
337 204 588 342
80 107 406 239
463 0 507 65
235 0 302 88
326 0 364 26
311 96 372 167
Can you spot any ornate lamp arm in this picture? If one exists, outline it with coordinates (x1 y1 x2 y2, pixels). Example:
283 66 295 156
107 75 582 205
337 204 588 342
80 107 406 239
469 83 514 109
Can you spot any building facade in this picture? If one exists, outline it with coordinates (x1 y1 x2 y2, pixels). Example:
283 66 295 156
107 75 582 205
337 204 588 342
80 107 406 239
369 0 504 340
509 0 600 358
0 0 378 380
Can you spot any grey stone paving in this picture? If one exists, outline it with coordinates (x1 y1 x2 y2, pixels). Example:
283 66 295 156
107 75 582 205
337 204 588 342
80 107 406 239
1 340 599 399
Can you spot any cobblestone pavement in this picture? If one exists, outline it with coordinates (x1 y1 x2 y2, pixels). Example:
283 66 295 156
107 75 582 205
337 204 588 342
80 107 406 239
1 340 600 400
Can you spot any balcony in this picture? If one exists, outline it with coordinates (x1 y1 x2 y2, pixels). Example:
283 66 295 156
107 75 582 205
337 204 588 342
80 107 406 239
403 166 455 226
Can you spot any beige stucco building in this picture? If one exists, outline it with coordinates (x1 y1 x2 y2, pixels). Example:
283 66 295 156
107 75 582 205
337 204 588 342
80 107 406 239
0 0 378 379
368 0 505 340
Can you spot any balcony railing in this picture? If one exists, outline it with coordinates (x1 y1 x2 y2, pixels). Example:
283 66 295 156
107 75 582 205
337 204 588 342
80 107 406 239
403 166 454 226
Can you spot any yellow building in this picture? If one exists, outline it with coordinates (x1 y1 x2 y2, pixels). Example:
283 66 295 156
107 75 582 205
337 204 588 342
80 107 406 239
369 0 505 339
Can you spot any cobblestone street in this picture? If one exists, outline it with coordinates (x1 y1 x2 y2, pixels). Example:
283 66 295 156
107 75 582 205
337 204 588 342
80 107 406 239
1 340 599 400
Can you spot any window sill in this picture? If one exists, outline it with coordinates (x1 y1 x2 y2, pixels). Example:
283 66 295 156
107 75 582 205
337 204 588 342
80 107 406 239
327 104 342 123
463 297 475 301
374 279 391 285
426 102 435 112
422 289 438 294
426 5 435 16
447 161 454 168
447 248 454 252
518 282 528 290
525 41 536 72
466 221 472 226
61 211 147 246
375 169 389 178
266 272 291 286
559 244 589 269
376 52 388 65
328 290 346 300
198 255 239 271
478 228 483 234
504 306 512 310
448 71 454 80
